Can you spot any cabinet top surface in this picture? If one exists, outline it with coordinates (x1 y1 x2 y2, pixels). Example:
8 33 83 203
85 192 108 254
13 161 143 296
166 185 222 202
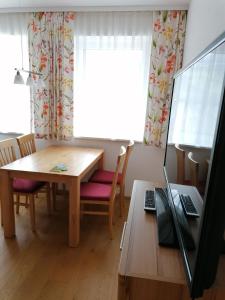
119 180 225 291
119 180 188 284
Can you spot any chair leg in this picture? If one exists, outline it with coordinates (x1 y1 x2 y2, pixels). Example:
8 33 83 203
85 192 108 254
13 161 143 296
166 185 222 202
16 194 20 214
46 183 51 216
80 203 84 220
52 183 57 211
119 185 125 218
109 205 114 240
29 194 36 232
1 199 3 226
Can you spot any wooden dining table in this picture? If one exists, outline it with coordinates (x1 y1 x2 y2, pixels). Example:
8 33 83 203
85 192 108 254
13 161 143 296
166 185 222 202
0 145 104 247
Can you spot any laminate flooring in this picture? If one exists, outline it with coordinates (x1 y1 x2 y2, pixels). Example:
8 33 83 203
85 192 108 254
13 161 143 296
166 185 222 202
0 193 128 300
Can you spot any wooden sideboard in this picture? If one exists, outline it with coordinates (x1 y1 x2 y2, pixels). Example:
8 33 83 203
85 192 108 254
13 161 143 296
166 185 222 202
118 180 225 300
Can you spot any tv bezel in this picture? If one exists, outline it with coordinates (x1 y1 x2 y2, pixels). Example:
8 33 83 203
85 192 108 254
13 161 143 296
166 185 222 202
163 31 225 298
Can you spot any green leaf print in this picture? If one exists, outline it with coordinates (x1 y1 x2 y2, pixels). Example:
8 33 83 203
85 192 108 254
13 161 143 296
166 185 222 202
162 11 168 23
157 66 162 76
144 137 149 145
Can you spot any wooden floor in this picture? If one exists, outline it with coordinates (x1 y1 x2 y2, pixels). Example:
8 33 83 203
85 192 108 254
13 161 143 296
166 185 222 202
0 193 128 300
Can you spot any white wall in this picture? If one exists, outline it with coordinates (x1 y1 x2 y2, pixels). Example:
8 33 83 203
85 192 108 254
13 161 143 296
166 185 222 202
183 0 225 65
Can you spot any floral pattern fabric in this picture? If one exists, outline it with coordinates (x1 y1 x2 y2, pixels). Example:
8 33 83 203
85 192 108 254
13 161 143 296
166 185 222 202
28 12 75 140
144 11 187 147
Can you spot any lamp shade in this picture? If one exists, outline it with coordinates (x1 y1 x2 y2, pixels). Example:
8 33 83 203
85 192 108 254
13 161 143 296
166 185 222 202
26 73 32 86
14 71 24 84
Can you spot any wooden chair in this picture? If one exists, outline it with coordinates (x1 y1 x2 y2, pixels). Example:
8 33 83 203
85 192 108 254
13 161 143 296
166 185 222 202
16 132 66 206
16 133 36 157
188 152 199 187
16 133 37 208
80 146 126 239
16 133 53 207
188 152 205 195
0 138 51 231
175 144 190 184
90 140 134 217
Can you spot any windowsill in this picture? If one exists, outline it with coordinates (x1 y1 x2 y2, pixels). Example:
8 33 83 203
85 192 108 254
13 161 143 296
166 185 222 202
0 132 23 137
73 135 142 144
168 142 211 150
0 132 142 144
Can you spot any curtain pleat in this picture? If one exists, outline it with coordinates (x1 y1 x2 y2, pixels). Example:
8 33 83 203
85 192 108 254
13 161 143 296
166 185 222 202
144 11 187 147
28 12 75 140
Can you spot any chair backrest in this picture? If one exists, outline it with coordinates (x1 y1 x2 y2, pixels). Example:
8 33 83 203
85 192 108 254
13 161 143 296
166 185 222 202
120 140 134 186
175 144 186 184
188 152 199 187
16 133 36 157
0 138 17 167
111 146 126 201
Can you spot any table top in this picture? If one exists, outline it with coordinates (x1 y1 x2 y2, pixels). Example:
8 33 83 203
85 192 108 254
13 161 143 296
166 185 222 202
0 145 104 177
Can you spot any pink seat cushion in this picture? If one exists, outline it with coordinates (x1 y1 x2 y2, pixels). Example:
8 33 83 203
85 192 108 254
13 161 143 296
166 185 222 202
80 182 112 200
13 178 44 193
90 170 122 184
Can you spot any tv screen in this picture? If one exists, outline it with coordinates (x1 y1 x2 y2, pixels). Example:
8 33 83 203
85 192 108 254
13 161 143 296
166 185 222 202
163 31 225 298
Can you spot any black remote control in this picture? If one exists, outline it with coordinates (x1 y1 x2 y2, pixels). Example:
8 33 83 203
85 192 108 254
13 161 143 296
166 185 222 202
144 190 156 212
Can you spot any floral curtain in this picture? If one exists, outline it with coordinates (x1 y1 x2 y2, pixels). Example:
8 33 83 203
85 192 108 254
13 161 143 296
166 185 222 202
144 11 187 147
28 12 75 140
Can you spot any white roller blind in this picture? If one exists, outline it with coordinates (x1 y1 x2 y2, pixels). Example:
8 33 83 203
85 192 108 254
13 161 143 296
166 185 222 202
0 13 31 134
73 11 152 141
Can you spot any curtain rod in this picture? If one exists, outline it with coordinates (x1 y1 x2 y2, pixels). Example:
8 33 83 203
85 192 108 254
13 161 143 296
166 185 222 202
0 5 189 13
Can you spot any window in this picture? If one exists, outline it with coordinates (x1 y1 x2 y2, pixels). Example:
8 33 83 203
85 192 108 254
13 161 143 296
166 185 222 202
0 13 31 134
73 12 152 141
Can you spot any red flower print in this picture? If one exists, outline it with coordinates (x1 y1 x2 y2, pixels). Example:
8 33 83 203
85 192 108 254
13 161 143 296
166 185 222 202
65 13 75 22
39 55 48 71
145 121 151 131
31 21 38 32
42 103 49 116
64 66 70 73
165 54 176 73
149 72 156 84
170 11 178 19
57 103 63 117
36 12 45 21
39 63 46 71
32 74 37 81
159 104 168 124
69 57 74 65
41 55 47 63
57 56 62 69
154 19 161 31
159 45 165 55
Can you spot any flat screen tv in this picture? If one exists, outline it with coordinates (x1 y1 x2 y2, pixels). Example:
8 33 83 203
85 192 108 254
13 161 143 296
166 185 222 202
162 31 225 299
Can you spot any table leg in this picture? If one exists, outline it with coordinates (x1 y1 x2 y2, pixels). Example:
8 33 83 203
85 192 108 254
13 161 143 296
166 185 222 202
98 153 104 170
68 177 80 247
52 183 57 211
0 170 15 237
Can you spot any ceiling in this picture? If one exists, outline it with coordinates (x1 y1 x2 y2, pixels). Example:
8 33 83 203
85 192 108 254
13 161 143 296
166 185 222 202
0 0 190 11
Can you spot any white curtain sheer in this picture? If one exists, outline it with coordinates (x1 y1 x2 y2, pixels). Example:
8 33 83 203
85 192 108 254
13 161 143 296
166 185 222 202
73 12 152 140
0 13 31 134
168 44 225 148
